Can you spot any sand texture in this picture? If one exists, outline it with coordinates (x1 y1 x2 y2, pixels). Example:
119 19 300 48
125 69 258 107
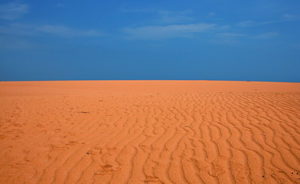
0 81 300 184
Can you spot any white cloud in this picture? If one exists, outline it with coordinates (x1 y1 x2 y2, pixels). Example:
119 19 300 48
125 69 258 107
157 10 194 24
121 8 195 24
252 32 278 39
0 2 29 20
236 20 255 27
123 23 216 40
236 20 275 27
37 25 103 37
237 15 300 28
0 24 104 37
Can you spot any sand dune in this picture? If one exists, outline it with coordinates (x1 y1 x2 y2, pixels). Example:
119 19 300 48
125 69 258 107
0 81 300 184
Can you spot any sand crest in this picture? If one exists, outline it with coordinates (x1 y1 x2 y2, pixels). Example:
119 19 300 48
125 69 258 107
0 81 300 184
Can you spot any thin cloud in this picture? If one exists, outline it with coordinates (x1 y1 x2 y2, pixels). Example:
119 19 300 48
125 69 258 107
283 14 294 18
236 20 274 27
123 23 216 40
0 24 104 37
236 20 255 27
157 10 194 24
0 2 29 20
283 14 300 21
237 14 300 28
121 8 195 24
252 32 278 39
37 25 103 37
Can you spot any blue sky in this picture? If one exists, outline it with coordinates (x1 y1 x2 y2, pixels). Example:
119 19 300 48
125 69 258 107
1 0 300 81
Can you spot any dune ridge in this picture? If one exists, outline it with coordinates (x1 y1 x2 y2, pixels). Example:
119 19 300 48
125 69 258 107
0 81 300 184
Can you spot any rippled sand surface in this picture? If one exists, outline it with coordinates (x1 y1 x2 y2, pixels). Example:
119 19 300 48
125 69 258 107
1 81 300 184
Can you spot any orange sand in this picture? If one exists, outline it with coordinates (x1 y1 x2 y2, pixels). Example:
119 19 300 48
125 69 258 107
0 81 300 184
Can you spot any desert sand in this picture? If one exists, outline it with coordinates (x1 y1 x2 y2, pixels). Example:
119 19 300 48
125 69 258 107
0 80 300 184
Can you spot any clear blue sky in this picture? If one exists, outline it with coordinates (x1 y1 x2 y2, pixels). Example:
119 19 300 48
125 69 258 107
1 0 300 81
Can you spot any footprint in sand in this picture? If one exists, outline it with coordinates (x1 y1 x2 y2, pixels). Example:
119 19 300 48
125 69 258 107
271 171 289 183
95 164 121 175
65 140 78 146
143 176 162 183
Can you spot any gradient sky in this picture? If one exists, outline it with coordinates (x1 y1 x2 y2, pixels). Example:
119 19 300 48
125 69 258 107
1 0 300 82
